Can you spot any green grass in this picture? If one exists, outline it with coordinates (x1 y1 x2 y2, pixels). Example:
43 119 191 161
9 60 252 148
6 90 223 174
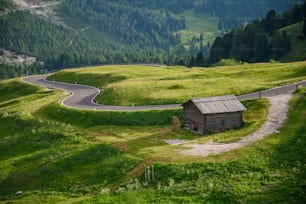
177 9 220 47
213 59 245 66
1 76 305 203
37 104 182 127
137 99 268 160
280 22 306 62
0 79 140 202
73 89 306 203
48 62 306 106
33 88 268 162
0 79 40 103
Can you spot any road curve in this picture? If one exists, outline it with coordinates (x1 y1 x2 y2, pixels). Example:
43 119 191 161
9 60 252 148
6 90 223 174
22 74 306 111
22 74 180 111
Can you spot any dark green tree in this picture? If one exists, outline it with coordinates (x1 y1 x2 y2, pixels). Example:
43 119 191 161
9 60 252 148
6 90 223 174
209 37 224 63
264 9 277 34
303 2 306 37
254 34 270 62
271 31 291 59
195 52 204 66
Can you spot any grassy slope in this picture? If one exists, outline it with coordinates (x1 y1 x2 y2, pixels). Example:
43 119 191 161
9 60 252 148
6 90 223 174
177 9 220 48
48 61 306 106
0 79 140 202
0 76 269 203
280 22 306 62
0 71 305 203
78 89 306 203
36 98 267 159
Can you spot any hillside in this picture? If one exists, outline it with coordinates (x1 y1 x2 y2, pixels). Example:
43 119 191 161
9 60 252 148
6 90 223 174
0 0 300 79
206 3 306 65
280 22 306 61
47 62 306 106
0 63 306 203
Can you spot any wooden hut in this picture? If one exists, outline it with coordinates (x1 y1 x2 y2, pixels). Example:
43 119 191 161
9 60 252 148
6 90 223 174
182 95 246 134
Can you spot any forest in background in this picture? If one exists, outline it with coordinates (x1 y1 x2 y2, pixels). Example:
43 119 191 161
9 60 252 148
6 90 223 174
0 0 304 79
188 2 306 67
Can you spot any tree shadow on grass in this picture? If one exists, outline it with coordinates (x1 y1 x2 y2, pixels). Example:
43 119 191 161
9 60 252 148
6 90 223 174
48 72 127 88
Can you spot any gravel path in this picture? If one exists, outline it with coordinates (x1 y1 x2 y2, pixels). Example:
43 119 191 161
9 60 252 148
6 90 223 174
181 94 292 157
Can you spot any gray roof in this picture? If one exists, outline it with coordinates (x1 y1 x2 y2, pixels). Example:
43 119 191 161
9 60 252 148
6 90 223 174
184 95 247 114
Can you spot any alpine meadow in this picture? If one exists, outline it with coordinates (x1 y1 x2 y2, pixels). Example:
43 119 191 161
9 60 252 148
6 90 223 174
1 0 306 203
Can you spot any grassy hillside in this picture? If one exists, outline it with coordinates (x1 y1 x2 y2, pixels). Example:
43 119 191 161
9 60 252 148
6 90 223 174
0 79 141 202
177 9 220 49
0 75 305 203
80 88 306 203
280 22 306 61
48 62 306 106
1 0 298 76
81 91 306 203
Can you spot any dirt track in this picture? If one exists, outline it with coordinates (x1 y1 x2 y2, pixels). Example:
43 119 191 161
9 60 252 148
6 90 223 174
181 94 292 157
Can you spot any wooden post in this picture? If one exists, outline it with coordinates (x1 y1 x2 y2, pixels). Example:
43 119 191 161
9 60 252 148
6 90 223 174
147 166 151 182
144 165 147 182
152 165 155 181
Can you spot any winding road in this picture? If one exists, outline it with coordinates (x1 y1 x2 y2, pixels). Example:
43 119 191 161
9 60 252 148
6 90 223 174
22 74 180 111
22 74 306 157
22 74 306 111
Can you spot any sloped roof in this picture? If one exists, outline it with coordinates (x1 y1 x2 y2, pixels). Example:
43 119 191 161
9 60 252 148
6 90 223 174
183 95 246 114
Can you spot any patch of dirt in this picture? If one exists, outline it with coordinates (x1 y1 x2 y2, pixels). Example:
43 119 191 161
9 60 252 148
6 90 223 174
181 94 292 157
163 139 190 145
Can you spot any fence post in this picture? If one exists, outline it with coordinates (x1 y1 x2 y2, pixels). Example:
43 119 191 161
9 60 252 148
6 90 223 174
144 165 147 182
152 165 155 181
147 166 151 182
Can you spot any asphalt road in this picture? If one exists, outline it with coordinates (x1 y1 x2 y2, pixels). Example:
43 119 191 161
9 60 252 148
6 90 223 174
237 80 306 100
22 74 180 111
22 74 306 111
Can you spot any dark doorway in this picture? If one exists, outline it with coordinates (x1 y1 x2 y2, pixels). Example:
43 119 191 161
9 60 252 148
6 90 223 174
193 121 199 131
